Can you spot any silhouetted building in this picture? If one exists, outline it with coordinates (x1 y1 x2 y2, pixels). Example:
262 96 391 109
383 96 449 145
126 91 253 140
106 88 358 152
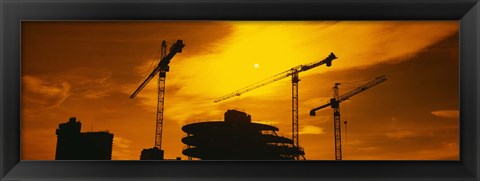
140 147 164 160
55 117 113 160
182 110 305 160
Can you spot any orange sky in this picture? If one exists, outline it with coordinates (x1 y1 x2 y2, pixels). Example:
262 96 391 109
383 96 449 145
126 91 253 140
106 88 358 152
21 21 459 160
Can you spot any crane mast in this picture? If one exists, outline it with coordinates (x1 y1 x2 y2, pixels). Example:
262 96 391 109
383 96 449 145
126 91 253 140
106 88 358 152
333 83 342 160
130 40 185 150
214 53 337 160
292 71 300 148
155 42 167 151
310 75 387 160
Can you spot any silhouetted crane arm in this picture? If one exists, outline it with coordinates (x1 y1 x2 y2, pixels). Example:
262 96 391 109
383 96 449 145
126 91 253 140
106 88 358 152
337 75 386 101
159 40 185 68
298 52 336 71
214 53 337 103
309 75 387 116
214 69 292 102
309 102 332 116
130 68 160 99
130 40 185 98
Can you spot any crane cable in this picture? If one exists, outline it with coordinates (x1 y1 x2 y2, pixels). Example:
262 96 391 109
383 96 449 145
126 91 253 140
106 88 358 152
340 77 372 86
344 119 348 143
141 43 164 81
141 40 177 81
311 88 334 110
342 88 348 144
338 78 371 145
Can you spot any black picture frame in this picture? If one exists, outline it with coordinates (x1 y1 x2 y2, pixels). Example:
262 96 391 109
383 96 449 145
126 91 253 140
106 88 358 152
1 0 479 180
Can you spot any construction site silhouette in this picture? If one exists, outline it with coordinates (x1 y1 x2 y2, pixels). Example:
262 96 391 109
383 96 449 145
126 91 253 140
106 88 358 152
182 110 305 160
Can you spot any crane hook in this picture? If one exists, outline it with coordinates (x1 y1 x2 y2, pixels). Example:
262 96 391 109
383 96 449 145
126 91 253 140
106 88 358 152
344 120 348 143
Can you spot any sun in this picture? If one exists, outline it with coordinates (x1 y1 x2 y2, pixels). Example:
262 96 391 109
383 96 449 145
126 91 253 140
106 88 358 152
253 63 259 69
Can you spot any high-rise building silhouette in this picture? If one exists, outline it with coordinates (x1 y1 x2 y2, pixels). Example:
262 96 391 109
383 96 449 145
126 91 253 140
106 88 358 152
55 117 113 160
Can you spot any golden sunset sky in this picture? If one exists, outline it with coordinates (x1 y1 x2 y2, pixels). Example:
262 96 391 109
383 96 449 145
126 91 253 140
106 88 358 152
21 21 459 160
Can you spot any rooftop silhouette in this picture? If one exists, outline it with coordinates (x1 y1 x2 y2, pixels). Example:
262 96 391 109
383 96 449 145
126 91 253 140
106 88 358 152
55 117 113 160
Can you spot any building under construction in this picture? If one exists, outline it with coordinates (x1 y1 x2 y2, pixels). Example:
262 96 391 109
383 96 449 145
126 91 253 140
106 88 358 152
182 110 304 160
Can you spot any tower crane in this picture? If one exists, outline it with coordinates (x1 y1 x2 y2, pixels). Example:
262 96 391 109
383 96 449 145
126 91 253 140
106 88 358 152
310 75 387 160
214 52 337 159
130 40 185 152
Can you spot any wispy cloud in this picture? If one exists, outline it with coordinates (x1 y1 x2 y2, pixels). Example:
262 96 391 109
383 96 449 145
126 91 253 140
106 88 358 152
22 75 71 113
386 130 417 139
82 72 114 99
431 110 459 119
112 136 135 160
299 125 325 135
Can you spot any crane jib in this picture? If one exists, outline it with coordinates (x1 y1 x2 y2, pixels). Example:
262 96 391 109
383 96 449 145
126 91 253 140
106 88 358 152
129 68 160 98
309 75 387 116
213 52 337 103
130 40 185 99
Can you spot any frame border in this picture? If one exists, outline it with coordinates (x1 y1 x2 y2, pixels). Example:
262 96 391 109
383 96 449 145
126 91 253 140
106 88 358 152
1 0 479 180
